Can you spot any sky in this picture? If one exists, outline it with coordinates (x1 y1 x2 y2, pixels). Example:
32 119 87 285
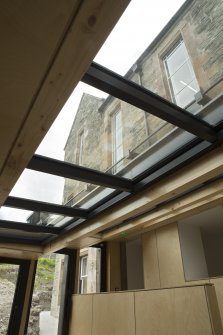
0 0 186 222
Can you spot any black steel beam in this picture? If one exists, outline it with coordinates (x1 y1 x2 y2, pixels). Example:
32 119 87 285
27 154 133 192
4 196 89 218
0 236 41 245
0 219 60 234
23 260 38 335
57 250 76 335
82 62 218 143
44 128 223 245
7 259 33 335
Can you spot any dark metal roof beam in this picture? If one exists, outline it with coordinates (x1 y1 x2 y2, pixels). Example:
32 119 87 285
4 196 89 218
0 220 60 234
82 62 218 143
28 154 133 192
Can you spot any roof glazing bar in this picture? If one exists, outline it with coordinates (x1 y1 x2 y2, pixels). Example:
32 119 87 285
0 219 60 234
28 154 133 192
4 196 89 218
82 62 218 143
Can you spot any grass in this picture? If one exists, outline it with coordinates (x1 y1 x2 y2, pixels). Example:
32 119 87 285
0 257 56 290
34 258 56 290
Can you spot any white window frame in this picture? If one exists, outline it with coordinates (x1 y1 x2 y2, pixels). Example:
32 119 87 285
163 39 199 108
80 255 88 294
77 131 84 165
112 110 123 172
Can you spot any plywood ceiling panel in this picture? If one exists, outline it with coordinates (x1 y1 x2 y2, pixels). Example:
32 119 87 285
0 0 130 205
0 0 79 170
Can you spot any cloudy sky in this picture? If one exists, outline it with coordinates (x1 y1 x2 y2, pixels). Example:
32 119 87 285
0 0 186 222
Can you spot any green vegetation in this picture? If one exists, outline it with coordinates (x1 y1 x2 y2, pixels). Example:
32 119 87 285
0 264 18 283
34 257 56 289
0 257 56 289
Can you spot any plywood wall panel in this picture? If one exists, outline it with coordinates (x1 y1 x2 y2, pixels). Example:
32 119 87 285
107 242 121 291
210 278 223 326
135 286 214 335
205 285 223 335
156 222 185 287
69 295 93 335
92 292 135 335
142 230 160 289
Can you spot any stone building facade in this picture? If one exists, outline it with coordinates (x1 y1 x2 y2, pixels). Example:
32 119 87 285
63 0 223 207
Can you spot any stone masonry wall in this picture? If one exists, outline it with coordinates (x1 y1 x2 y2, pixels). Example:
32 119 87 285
136 0 223 100
63 93 104 203
62 0 223 204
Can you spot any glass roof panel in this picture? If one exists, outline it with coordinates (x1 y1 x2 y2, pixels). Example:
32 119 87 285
9 169 114 224
94 0 223 124
2 0 222 240
0 207 32 223
10 169 64 205
36 82 194 184
0 228 52 242
10 169 111 205
0 206 72 228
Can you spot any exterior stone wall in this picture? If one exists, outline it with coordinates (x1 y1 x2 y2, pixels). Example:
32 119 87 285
134 0 223 100
63 93 104 203
51 254 64 318
61 0 223 207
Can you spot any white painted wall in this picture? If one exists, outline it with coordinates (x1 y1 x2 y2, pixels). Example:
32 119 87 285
178 220 208 281
178 206 223 280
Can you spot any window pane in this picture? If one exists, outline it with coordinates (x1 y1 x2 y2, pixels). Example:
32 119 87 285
169 62 198 96
175 78 200 108
81 257 87 276
116 146 124 161
81 277 87 294
165 41 188 77
115 130 123 147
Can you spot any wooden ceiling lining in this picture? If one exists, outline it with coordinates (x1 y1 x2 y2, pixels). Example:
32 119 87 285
43 147 223 253
0 0 130 205
0 0 80 172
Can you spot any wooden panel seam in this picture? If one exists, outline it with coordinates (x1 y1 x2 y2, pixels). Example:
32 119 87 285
204 285 223 335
